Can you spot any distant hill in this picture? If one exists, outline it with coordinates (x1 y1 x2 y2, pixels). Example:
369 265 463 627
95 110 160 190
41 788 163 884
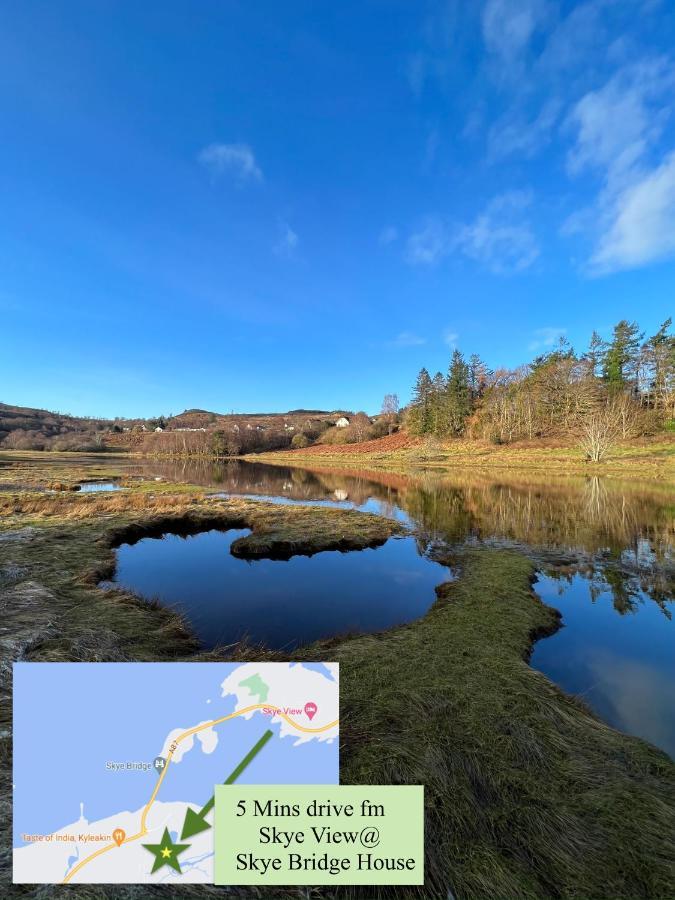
0 402 355 452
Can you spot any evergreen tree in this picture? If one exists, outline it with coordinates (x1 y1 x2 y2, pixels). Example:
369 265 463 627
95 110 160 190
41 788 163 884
531 336 575 370
603 320 643 390
468 354 491 401
583 331 606 379
430 371 447 435
446 349 471 435
644 318 675 409
408 368 433 434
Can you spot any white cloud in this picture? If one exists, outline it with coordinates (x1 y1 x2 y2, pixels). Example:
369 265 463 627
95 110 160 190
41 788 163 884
566 59 675 188
378 226 399 246
482 0 550 63
443 331 459 349
388 331 426 348
405 218 452 265
198 143 263 183
591 151 675 272
405 191 539 274
488 98 560 161
455 191 540 274
539 0 607 73
529 326 567 351
564 58 675 273
274 221 298 258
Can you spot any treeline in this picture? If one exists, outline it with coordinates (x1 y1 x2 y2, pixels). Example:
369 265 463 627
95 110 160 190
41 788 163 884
406 319 674 445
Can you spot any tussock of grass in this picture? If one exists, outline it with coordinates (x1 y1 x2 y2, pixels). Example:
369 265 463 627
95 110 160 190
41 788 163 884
0 498 403 666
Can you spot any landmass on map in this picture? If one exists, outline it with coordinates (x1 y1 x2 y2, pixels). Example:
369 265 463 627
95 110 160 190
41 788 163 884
13 661 339 884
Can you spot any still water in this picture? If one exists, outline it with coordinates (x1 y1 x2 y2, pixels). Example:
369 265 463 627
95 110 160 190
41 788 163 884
107 458 673 755
110 529 450 651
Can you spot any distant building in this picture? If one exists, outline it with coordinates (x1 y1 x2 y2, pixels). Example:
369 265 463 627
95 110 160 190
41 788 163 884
335 417 350 428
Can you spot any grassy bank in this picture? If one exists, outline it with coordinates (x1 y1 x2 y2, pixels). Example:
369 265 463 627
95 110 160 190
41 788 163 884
301 549 675 898
1 473 674 898
255 434 675 480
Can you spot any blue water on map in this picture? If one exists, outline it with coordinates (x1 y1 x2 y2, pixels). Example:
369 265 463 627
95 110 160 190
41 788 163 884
13 662 338 845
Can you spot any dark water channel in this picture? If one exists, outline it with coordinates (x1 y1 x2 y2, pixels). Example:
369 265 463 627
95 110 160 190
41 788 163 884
104 457 674 756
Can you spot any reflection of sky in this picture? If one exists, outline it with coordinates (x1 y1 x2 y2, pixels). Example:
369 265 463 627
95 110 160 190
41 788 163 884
102 458 674 757
207 492 412 525
531 574 675 758
111 530 449 652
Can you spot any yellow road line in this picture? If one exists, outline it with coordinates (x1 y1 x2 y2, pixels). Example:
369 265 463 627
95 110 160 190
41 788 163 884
61 704 338 884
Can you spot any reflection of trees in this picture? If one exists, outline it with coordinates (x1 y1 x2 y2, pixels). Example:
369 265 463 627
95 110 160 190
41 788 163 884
402 472 673 610
405 474 672 559
128 458 673 611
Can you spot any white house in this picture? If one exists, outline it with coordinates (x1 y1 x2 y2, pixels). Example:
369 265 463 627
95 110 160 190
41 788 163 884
335 417 350 428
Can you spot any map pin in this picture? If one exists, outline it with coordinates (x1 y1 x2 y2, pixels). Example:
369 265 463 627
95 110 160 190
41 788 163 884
113 828 125 847
304 701 317 721
153 756 166 775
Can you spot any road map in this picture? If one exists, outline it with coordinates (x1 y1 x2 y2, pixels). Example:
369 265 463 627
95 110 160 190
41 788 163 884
13 661 339 884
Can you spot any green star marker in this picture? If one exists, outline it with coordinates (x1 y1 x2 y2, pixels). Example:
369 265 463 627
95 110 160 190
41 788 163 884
142 827 191 874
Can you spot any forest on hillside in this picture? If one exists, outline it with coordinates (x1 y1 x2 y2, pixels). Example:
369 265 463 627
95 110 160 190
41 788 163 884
404 319 674 459
1 319 673 459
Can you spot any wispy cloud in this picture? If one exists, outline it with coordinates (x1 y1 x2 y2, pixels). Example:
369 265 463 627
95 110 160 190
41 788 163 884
591 151 675 272
566 59 674 185
443 330 459 349
405 218 452 265
488 98 560 161
378 226 399 246
564 57 675 273
529 326 567 351
274 220 298 258
387 331 427 348
538 0 607 74
405 191 539 274
482 0 550 66
456 194 539 274
198 143 263 184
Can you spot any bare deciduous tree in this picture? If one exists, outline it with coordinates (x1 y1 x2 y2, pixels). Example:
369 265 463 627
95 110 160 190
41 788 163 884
381 393 399 435
577 402 623 462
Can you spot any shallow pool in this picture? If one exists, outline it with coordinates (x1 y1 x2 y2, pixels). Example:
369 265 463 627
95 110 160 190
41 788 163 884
108 529 450 651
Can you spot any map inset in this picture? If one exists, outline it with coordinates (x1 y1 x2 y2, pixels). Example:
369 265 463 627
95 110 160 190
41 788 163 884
13 661 339 884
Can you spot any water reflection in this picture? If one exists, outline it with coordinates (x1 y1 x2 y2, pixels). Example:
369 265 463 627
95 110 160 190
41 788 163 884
76 482 121 493
127 459 674 609
108 529 450 651
531 573 675 756
110 456 673 755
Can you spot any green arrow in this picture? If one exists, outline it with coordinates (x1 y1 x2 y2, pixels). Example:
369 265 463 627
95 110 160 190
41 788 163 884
180 728 273 840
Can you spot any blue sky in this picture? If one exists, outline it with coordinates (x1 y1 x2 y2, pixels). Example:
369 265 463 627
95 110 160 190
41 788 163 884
2 1 674 418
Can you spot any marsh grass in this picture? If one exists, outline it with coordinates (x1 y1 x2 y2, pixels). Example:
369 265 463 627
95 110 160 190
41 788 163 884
1 474 673 899
259 435 675 479
297 550 675 899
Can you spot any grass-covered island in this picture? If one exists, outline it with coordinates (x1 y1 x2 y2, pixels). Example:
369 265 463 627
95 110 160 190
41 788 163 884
1 456 673 899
